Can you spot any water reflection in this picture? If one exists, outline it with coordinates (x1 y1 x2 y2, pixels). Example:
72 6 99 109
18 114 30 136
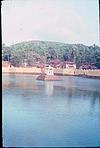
2 76 37 90
2 74 100 147
2 74 100 108
45 81 54 96
90 91 100 111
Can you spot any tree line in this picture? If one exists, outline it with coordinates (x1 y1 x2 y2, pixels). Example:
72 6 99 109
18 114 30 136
2 41 100 68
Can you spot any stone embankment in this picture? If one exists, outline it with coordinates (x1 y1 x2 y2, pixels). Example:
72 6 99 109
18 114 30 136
2 67 41 74
2 67 100 78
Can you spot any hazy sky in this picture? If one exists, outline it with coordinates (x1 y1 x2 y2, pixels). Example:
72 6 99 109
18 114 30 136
1 0 99 46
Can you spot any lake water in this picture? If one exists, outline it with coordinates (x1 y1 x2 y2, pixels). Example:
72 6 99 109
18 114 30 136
2 74 100 147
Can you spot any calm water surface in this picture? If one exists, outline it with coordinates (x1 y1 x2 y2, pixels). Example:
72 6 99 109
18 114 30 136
2 74 100 147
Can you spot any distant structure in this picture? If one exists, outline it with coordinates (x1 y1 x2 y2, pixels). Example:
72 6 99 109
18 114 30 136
61 61 76 69
36 65 61 81
45 65 54 75
65 61 76 69
79 64 97 70
47 59 76 69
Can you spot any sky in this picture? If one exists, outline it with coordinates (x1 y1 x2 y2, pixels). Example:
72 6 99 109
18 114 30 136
1 0 99 46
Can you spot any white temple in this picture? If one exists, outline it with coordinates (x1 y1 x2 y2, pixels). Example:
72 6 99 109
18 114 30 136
45 65 54 75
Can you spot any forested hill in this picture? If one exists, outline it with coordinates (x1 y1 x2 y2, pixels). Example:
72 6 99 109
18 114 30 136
2 40 100 68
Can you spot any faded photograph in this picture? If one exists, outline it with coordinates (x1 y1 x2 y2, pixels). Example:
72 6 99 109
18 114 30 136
2 0 100 147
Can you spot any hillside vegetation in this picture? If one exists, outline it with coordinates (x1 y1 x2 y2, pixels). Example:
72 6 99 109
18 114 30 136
2 40 100 68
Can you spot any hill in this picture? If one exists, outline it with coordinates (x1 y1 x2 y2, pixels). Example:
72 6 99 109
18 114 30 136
2 40 100 68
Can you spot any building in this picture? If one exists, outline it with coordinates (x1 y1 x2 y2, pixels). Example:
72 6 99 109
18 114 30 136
61 61 76 69
47 59 61 68
45 65 54 75
79 64 97 70
47 60 76 69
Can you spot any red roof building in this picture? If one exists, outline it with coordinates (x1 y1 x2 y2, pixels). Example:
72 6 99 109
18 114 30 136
59 61 76 69
47 60 76 69
79 64 97 70
47 59 61 68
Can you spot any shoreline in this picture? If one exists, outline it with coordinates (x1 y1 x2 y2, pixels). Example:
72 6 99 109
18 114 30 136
2 73 100 80
2 67 100 79
74 75 100 79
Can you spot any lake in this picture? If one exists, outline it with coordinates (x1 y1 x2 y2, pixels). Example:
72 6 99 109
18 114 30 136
2 74 100 147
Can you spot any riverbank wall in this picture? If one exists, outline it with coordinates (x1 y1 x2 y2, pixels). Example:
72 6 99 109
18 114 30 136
74 69 100 78
2 67 100 78
2 67 41 74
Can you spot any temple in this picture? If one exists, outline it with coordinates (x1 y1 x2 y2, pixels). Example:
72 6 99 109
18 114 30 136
36 65 61 81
